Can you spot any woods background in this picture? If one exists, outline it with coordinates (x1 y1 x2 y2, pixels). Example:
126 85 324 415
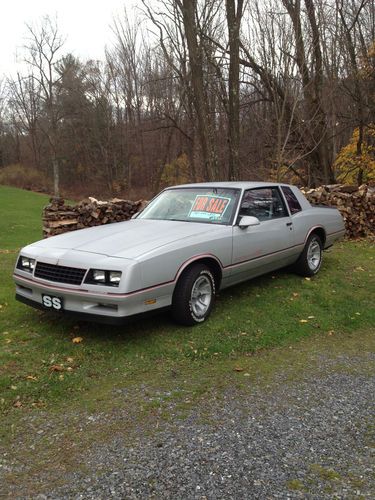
0 0 374 199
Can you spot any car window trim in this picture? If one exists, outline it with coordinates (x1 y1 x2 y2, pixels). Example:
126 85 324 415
279 185 302 217
236 186 290 224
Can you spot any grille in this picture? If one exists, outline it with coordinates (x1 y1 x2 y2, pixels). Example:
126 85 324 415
34 262 86 285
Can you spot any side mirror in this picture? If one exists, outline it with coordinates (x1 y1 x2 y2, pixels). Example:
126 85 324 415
131 213 139 219
238 215 260 229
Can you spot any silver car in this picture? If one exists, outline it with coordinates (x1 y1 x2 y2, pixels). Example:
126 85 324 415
14 182 345 325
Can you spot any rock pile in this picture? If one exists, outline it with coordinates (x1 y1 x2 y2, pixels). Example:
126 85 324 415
43 197 147 237
302 184 375 238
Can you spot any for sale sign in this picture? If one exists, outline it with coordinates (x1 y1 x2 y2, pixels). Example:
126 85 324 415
189 195 231 220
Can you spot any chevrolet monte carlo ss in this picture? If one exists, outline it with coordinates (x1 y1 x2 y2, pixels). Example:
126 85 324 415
14 182 345 326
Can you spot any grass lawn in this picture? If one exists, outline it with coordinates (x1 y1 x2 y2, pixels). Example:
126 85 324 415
0 184 374 434
0 185 52 250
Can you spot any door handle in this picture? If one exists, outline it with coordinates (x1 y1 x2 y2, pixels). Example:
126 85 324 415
286 222 293 226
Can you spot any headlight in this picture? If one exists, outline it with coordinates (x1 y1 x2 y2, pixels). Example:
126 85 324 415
109 271 121 284
17 256 36 273
85 269 122 287
92 270 106 283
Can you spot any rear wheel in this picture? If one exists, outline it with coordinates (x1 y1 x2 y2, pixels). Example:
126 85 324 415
172 264 215 326
294 233 323 277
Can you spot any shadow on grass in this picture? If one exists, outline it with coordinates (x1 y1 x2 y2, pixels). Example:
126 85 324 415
36 266 296 344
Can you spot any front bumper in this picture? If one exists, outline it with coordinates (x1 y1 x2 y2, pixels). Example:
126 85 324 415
15 293 142 325
14 273 173 324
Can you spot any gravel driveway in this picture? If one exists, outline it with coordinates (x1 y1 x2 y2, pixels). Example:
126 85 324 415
2 337 375 499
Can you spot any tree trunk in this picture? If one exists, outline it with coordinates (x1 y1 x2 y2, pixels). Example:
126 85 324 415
282 0 335 184
52 157 60 197
226 0 244 181
179 0 218 180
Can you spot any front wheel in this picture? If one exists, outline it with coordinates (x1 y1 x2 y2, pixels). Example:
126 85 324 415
172 264 215 326
294 234 323 277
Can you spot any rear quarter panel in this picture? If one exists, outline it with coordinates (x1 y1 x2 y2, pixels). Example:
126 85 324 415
292 206 345 248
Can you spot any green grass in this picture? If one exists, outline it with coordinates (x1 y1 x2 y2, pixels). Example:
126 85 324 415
0 184 374 431
0 185 52 250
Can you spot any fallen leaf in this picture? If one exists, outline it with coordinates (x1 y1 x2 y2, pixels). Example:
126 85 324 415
292 293 299 297
234 367 244 372
66 357 74 363
308 315 315 319
58 374 64 380
355 266 365 272
66 366 73 372
49 364 64 372
299 319 308 323
10 385 17 390
244 373 250 377
72 337 83 344
304 277 311 281
13 401 22 408
327 330 334 336
355 312 361 316
26 375 37 381
31 400 45 408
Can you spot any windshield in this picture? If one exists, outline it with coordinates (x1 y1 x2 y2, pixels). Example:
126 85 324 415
138 187 241 225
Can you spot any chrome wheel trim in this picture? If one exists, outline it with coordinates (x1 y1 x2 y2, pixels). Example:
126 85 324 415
307 239 321 271
190 275 212 318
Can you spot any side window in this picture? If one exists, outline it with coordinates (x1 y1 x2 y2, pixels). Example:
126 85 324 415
239 188 288 222
281 186 302 214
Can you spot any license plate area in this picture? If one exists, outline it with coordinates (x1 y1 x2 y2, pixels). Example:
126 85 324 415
42 294 64 311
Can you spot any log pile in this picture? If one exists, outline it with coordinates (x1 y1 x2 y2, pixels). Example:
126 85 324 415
302 184 375 238
43 197 147 237
42 185 374 240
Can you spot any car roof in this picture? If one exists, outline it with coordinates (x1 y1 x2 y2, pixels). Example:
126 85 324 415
167 181 289 190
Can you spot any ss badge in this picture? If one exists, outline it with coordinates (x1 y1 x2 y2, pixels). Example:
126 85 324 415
42 294 63 310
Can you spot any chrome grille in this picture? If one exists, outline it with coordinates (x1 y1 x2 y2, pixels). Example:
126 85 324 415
34 262 86 285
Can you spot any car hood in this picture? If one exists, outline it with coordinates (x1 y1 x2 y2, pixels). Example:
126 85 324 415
29 219 224 260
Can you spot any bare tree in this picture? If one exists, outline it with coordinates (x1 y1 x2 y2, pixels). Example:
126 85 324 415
1 0 374 196
175 0 219 180
336 0 372 184
8 73 42 167
226 0 245 180
24 16 65 196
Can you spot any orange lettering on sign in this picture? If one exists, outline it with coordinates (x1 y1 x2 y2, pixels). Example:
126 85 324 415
192 196 207 211
191 195 230 216
206 198 214 212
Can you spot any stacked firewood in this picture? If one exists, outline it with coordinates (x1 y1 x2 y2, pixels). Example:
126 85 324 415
43 197 147 237
42 185 374 239
302 184 375 238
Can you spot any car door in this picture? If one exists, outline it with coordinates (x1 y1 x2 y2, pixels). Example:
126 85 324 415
230 187 296 283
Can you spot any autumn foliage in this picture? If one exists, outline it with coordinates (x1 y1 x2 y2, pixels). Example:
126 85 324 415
334 127 375 184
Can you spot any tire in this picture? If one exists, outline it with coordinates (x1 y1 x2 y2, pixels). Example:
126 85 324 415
294 233 323 277
172 263 215 326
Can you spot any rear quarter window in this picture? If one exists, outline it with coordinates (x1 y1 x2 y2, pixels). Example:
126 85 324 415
281 186 302 214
